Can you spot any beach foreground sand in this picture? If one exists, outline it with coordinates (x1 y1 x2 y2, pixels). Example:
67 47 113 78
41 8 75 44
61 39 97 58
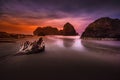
0 36 120 80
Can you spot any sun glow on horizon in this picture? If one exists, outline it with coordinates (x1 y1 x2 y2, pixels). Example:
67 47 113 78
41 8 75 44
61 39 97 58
0 14 94 34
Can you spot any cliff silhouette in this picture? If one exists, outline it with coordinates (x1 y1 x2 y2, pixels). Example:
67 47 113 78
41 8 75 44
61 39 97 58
81 17 120 40
33 22 78 36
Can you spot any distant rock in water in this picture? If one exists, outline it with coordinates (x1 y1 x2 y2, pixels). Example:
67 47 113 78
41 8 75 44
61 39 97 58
33 23 78 36
81 17 120 40
33 26 59 36
63 23 78 36
0 32 32 39
0 32 10 38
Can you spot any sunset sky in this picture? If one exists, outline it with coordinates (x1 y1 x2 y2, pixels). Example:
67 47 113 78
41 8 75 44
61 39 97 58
0 0 120 34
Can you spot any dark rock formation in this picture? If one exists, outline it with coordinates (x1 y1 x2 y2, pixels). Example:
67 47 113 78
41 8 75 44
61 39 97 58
33 26 59 36
81 17 120 40
0 32 32 39
0 32 10 38
63 23 78 36
58 30 64 35
33 23 78 36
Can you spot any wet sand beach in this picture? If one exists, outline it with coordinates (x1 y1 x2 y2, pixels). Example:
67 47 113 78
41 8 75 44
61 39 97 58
0 36 120 80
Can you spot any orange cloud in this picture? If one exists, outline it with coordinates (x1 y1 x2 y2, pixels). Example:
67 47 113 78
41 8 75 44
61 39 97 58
0 15 93 34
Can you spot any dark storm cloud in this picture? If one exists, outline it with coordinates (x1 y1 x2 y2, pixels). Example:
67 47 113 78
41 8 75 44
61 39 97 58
1 11 68 19
0 0 120 34
0 0 120 19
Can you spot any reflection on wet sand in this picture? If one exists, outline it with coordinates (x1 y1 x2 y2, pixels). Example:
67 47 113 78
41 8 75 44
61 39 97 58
81 40 120 54
63 39 75 48
0 36 120 80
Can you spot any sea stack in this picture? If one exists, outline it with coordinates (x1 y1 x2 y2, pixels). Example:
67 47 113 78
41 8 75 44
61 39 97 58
63 22 78 36
33 26 59 36
33 22 78 36
81 17 120 40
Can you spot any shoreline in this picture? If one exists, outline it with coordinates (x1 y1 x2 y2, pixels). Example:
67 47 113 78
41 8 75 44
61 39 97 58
81 37 120 41
0 38 17 43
